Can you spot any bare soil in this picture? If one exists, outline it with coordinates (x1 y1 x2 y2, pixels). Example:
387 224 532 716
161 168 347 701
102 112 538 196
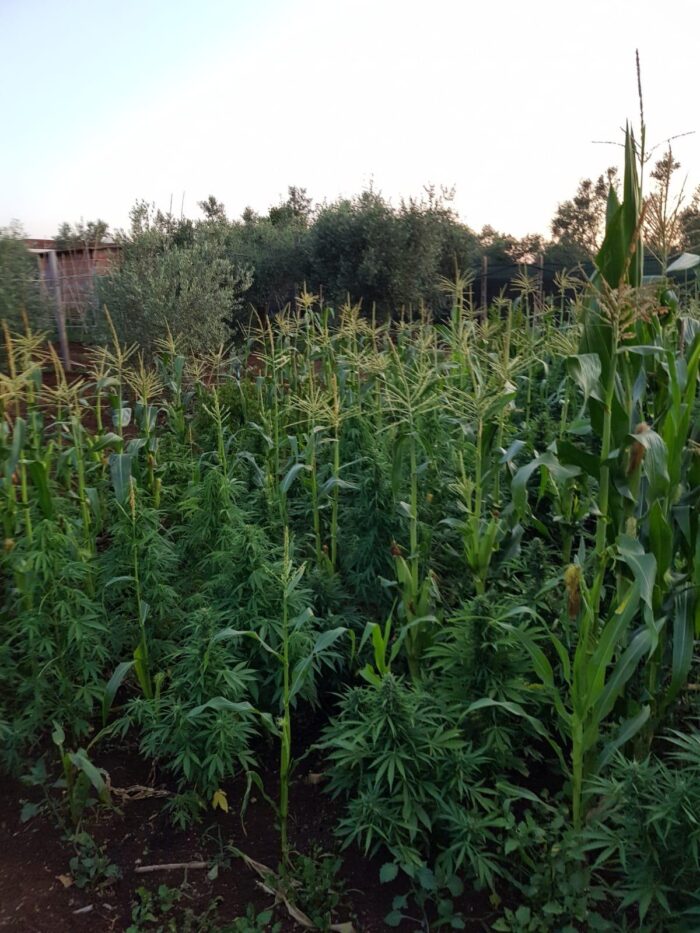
0 735 497 932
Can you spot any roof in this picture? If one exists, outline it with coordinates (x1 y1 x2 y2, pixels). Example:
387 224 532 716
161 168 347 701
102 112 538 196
23 237 119 254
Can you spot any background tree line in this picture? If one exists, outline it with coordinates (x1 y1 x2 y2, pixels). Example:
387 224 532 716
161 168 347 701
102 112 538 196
3 150 700 352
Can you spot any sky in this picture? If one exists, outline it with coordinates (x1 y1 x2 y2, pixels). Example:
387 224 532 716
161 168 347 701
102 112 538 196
1 0 699 239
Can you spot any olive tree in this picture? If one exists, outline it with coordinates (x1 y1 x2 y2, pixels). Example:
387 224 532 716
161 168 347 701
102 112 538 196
100 202 252 355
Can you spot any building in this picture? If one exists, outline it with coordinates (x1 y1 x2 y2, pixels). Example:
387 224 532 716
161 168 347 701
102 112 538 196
24 238 121 327
23 238 121 369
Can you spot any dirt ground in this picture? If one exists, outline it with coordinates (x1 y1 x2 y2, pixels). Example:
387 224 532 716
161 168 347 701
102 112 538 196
0 731 499 932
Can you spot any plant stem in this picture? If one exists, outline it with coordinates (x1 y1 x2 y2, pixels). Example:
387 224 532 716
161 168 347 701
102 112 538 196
409 432 419 594
591 323 618 619
279 525 291 865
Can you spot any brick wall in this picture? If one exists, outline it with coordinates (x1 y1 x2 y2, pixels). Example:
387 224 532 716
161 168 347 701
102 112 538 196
26 241 121 326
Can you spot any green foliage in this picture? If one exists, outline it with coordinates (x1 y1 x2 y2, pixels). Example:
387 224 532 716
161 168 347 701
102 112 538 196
509 125 700 829
584 746 700 928
384 863 467 929
19 733 111 833
320 674 502 883
224 903 281 933
550 168 619 259
100 202 252 354
1 160 699 930
0 224 49 331
68 831 121 890
494 809 611 931
55 219 109 251
287 847 344 931
52 722 112 828
0 515 110 763
305 188 480 314
126 884 223 933
426 597 548 770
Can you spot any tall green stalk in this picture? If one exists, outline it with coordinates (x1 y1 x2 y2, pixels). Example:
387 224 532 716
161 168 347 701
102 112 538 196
279 525 292 864
128 481 153 700
590 316 619 620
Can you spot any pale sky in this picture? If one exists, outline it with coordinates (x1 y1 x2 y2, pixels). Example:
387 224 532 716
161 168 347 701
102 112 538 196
1 0 699 239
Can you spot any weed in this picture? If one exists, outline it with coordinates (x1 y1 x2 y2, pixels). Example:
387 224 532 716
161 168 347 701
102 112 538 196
68 831 121 890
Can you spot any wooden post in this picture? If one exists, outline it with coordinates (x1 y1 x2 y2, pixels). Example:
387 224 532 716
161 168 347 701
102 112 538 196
480 255 488 320
47 250 72 372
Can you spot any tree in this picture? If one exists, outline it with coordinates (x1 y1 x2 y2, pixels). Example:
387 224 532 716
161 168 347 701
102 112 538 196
226 214 309 314
306 191 399 310
306 188 480 315
397 191 480 310
0 223 50 331
54 219 110 250
551 168 618 258
198 195 227 222
268 186 313 228
644 147 686 270
99 202 252 354
678 186 700 255
479 227 545 267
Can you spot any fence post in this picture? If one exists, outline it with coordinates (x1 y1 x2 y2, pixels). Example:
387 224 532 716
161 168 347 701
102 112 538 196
47 250 72 372
480 255 488 320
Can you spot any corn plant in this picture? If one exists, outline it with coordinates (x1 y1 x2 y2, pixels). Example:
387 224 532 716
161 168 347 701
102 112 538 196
184 526 344 865
51 722 111 829
508 124 699 827
380 338 444 680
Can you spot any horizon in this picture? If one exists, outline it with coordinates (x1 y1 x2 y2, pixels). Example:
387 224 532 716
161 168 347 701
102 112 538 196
2 0 699 239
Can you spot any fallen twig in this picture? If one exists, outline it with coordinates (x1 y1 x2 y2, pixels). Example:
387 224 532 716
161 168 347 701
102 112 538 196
110 783 171 801
134 861 207 873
